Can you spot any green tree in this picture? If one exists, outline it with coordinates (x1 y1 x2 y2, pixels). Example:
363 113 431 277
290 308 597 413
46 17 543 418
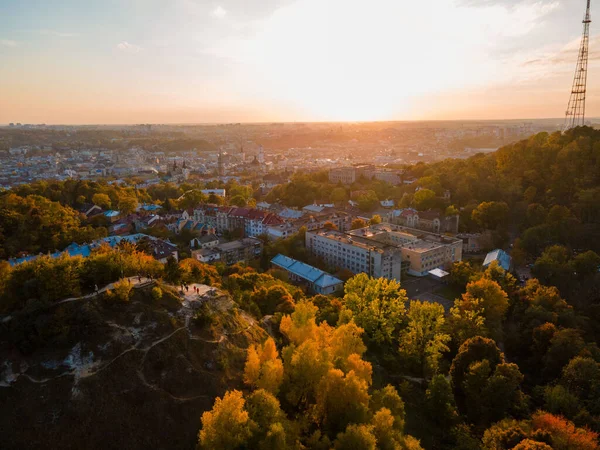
164 256 183 284
343 274 407 345
330 187 348 204
425 375 458 434
414 189 436 210
449 261 478 288
450 336 503 412
463 278 509 338
230 195 248 207
471 201 509 229
399 300 451 377
315 368 371 435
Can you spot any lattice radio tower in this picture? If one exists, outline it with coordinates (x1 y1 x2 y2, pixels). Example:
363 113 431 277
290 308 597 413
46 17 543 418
564 0 592 130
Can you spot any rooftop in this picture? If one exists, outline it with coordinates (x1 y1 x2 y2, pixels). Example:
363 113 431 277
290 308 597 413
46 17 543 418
271 254 342 288
483 249 512 271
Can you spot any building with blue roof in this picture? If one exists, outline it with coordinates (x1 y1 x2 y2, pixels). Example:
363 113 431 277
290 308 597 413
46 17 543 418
483 249 512 272
271 254 343 295
103 210 121 222
8 233 178 266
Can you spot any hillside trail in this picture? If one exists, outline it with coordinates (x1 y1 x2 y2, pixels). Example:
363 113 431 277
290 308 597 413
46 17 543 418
1 280 234 403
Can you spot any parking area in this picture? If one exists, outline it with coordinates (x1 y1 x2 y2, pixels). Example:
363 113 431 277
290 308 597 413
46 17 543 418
401 275 455 311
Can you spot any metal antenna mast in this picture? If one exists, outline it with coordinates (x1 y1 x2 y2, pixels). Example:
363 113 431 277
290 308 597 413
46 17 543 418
564 0 592 130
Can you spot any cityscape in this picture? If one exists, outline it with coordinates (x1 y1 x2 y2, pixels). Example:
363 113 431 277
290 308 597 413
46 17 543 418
1 1 599 450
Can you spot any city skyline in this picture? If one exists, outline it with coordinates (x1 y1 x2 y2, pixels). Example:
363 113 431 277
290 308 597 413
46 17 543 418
1 0 598 124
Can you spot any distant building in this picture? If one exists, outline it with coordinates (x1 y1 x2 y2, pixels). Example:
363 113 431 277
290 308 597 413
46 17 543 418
457 232 493 253
7 233 178 266
103 210 121 222
387 208 459 234
329 165 401 185
190 234 219 249
201 189 226 197
192 237 263 265
483 249 512 272
78 204 103 218
271 254 343 295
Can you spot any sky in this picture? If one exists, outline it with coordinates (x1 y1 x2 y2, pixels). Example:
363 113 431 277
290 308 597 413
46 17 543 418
0 0 598 124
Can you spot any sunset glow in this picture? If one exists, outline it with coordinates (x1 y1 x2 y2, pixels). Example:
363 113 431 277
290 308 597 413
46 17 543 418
0 0 598 123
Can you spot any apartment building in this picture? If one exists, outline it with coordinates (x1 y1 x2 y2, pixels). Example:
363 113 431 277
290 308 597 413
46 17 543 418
192 237 263 265
349 224 463 277
387 208 460 234
196 205 284 237
305 229 403 281
306 224 463 279
328 165 401 185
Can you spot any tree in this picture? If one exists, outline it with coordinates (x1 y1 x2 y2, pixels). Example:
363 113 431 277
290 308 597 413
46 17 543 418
230 195 248 207
543 328 585 379
560 357 600 401
151 286 163 302
425 375 457 433
369 214 382 225
330 187 348 204
371 408 403 450
350 218 367 230
471 201 509 229
179 190 207 210
315 368 371 435
531 411 599 450
92 193 111 209
245 389 290 449
279 300 319 345
250 285 295 316
164 256 183 284
343 274 407 345
446 205 460 216
449 261 477 289
104 278 133 303
198 390 254 450
414 189 436 210
450 336 503 411
244 338 284 395
447 296 487 346
333 424 377 450
117 196 138 215
399 301 450 377
463 278 509 338
514 440 554 450
357 191 379 212
323 221 338 231
371 384 406 431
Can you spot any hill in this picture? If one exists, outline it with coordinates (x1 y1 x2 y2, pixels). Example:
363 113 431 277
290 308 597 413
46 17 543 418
0 281 266 450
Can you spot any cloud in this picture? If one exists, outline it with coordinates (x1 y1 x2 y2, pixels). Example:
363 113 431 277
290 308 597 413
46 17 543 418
0 39 17 47
116 41 143 53
39 30 78 38
201 0 568 120
211 6 227 18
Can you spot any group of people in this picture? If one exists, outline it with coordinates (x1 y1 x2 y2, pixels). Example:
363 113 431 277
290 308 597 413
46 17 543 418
180 284 203 296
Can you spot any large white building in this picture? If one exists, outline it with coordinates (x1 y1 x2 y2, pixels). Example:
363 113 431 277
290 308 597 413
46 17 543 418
306 224 463 279
306 229 403 281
